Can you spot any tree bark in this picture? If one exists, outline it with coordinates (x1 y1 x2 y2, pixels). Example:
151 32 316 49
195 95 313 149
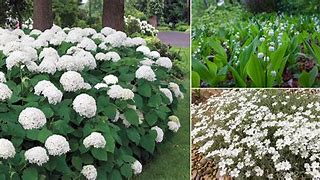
102 0 124 31
33 0 53 31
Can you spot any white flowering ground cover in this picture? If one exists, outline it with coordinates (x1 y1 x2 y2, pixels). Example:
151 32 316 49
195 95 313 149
0 25 185 179
192 89 320 179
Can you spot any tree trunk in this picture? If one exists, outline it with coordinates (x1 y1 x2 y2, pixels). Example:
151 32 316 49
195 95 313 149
149 16 157 28
33 0 53 31
102 0 124 31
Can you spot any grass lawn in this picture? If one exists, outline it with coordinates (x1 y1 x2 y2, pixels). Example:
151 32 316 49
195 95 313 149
134 47 190 180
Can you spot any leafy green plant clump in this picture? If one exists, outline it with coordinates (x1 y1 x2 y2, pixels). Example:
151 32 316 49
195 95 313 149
0 25 184 179
192 13 320 87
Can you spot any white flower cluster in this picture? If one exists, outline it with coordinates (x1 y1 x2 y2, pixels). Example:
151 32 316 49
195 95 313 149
24 146 49 166
107 85 134 100
167 115 181 132
125 16 158 36
73 94 97 118
81 165 97 180
192 89 320 179
60 71 91 92
95 51 121 62
135 65 156 81
169 82 184 99
0 138 16 159
83 132 106 149
131 160 143 175
34 80 63 105
0 83 12 101
44 135 70 156
18 107 46 130
0 25 147 75
160 88 173 103
151 126 164 143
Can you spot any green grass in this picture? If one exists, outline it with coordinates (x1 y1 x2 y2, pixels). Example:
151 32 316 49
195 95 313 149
133 47 190 180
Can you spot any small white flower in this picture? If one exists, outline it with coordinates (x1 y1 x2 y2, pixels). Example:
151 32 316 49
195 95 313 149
18 107 46 130
60 71 91 92
271 70 277 77
135 65 156 81
151 126 164 143
156 57 172 69
105 51 121 62
73 94 97 118
0 72 6 83
160 88 173 103
94 83 108 90
269 46 275 52
103 75 118 85
168 115 181 132
136 45 150 56
83 132 106 149
0 83 12 101
81 165 97 180
268 30 274 36
0 138 16 159
259 37 265 42
258 52 264 59
131 160 142 175
45 135 70 156
25 146 49 166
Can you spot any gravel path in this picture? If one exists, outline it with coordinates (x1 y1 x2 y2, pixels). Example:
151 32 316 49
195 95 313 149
157 31 190 47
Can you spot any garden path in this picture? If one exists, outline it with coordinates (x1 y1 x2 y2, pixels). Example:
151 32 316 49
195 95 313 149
157 31 190 47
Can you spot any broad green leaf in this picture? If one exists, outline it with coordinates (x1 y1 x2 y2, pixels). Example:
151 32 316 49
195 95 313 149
124 109 139 126
192 71 201 87
22 167 38 180
246 54 265 87
137 83 151 97
148 94 162 107
139 132 156 153
71 156 82 171
126 128 140 145
298 66 318 87
91 148 108 161
120 164 133 178
145 110 158 126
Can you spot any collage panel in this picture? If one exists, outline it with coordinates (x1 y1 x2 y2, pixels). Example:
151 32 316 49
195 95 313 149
0 0 190 179
192 89 320 179
192 0 320 88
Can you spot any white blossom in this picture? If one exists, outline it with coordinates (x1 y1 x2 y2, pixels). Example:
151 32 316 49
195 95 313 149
25 146 49 166
81 165 97 180
0 138 16 159
45 135 70 156
83 132 106 149
18 107 46 130
151 126 164 143
132 160 143 175
73 94 97 118
135 65 156 81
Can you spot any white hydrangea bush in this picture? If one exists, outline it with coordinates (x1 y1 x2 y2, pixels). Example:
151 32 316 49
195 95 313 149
125 16 159 36
0 25 184 179
192 89 320 179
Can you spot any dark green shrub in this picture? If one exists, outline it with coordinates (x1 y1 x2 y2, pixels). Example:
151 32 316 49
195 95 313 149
243 0 277 13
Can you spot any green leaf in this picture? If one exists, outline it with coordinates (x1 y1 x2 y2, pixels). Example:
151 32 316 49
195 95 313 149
38 127 53 143
22 167 38 180
148 94 162 107
246 54 265 87
91 148 108 161
109 169 122 180
126 128 140 145
192 59 213 85
145 111 158 126
124 109 139 126
137 83 151 97
192 71 201 87
71 156 82 171
103 103 117 119
140 132 156 153
120 164 133 178
299 66 318 87
133 94 143 109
